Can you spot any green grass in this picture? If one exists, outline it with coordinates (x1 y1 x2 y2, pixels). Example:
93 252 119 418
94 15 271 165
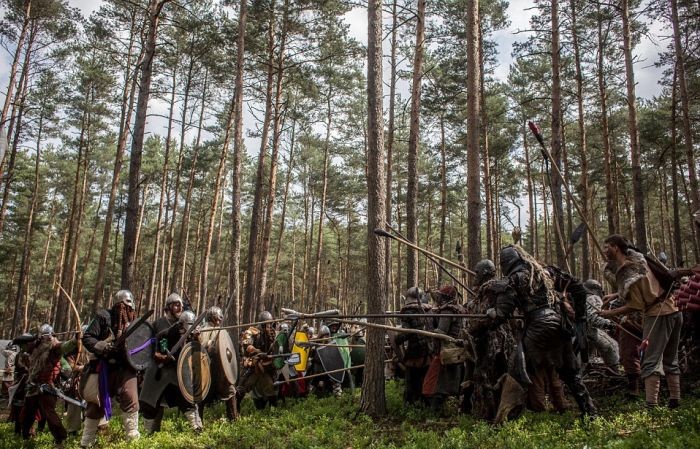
2 382 699 449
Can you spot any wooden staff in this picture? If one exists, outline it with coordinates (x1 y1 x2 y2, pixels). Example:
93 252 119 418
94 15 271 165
384 223 475 297
374 228 476 276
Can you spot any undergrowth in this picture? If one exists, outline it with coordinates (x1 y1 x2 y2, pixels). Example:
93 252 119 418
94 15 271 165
2 381 699 449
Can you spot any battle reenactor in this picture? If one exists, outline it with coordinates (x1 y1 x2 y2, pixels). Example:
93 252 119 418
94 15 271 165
199 306 238 420
489 245 597 417
8 333 34 435
395 287 432 406
2 342 17 397
466 260 516 421
306 324 339 396
79 290 141 446
236 311 279 409
422 285 467 413
21 323 79 446
582 279 620 367
599 235 684 408
141 293 202 433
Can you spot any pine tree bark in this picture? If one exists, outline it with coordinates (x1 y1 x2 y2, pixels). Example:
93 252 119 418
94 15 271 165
620 0 647 252
258 0 290 308
550 0 567 268
243 5 276 322
122 0 170 291
385 0 398 304
466 0 481 269
670 68 683 266
0 0 31 170
226 0 248 326
670 0 700 260
597 3 618 235
312 89 332 309
92 10 140 311
360 0 387 417
570 0 591 278
406 0 426 288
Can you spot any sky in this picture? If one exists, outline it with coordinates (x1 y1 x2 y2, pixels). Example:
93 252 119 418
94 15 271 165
0 0 672 229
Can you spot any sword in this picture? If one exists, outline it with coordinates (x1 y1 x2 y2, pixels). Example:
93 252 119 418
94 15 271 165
39 383 86 409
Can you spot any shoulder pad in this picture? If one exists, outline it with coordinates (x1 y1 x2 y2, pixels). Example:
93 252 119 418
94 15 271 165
483 278 510 294
400 303 423 313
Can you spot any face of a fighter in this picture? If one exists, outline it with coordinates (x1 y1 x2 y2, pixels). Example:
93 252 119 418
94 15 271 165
169 302 183 319
603 243 618 261
263 323 275 338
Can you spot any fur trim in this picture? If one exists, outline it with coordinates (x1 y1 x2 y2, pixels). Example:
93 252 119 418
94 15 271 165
615 250 647 300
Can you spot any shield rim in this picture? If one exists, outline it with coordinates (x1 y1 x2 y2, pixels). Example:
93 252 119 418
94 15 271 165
177 341 212 404
215 329 238 385
316 344 345 383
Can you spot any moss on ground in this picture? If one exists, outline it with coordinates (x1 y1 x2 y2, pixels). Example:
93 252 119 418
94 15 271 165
2 381 699 449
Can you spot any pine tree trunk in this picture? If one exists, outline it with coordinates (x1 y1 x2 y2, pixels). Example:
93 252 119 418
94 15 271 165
360 0 387 417
550 0 567 268
243 6 276 322
670 68 683 266
0 0 31 169
406 0 426 288
438 115 447 284
271 119 296 297
523 120 536 256
92 10 140 311
258 0 290 308
122 0 170 290
385 0 398 304
313 89 332 309
227 0 248 326
11 108 43 336
597 3 618 235
670 0 700 261
570 0 590 278
466 0 481 270
621 0 647 251
146 70 176 312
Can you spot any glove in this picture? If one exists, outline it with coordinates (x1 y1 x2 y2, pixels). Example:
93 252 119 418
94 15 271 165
454 339 465 348
486 308 497 320
93 340 114 355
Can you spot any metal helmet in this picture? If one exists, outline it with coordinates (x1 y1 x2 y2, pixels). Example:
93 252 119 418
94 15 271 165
326 319 341 334
206 306 223 323
318 325 331 338
39 323 54 340
474 259 496 285
166 292 183 307
499 245 523 276
306 326 315 337
404 286 423 301
658 251 668 265
179 310 196 328
279 323 290 334
583 279 603 297
114 289 135 310
258 311 273 322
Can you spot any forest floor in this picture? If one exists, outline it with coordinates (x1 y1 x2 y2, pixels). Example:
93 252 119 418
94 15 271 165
1 381 699 449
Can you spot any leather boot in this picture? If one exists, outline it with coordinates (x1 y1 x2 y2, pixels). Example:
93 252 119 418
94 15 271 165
626 374 640 399
225 397 239 420
122 411 140 441
80 418 99 448
143 416 162 434
184 409 202 432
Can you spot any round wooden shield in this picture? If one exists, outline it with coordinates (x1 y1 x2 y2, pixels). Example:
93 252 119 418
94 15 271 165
177 341 211 404
291 330 309 372
124 321 155 371
215 330 238 385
